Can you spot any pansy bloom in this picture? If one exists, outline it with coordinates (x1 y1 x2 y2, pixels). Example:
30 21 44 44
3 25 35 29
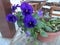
6 14 18 23
20 2 33 16
37 10 43 18
24 15 37 28
11 4 20 12
26 31 31 37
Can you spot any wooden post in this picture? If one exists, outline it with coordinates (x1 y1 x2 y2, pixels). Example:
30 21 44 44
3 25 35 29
0 0 16 38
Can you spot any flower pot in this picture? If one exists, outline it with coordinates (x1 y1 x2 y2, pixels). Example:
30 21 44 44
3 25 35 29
37 31 60 42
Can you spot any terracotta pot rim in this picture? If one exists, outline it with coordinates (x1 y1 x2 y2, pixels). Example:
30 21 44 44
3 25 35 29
37 31 60 36
47 31 60 33
46 31 60 35
37 31 60 33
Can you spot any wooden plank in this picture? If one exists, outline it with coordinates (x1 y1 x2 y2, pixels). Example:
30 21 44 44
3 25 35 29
0 0 16 38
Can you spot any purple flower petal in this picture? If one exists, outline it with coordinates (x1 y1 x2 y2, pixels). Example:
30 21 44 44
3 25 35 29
11 5 17 12
37 10 43 18
26 31 31 37
24 15 37 28
6 14 18 23
20 2 33 16
16 4 20 7
11 4 20 12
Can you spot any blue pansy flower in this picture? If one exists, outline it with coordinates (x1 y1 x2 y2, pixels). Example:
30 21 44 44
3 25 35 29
11 5 17 12
24 15 37 28
20 2 33 16
37 10 43 18
6 14 18 23
26 31 31 37
11 4 20 12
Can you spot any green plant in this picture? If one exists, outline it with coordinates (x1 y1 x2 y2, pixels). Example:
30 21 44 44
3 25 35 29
6 2 60 45
15 11 60 38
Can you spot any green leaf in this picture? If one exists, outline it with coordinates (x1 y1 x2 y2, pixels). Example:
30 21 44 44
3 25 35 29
54 27 58 30
15 11 24 27
52 29 57 32
33 13 39 19
41 18 46 23
37 20 45 28
15 12 22 18
40 29 48 37
47 22 52 27
50 18 60 24
35 32 38 38
17 20 23 27
45 26 52 32
57 24 60 27
51 24 55 26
